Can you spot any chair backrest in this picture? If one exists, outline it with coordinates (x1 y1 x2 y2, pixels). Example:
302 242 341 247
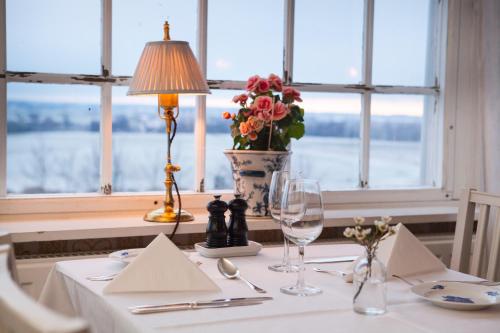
0 245 89 333
0 229 19 283
451 188 500 280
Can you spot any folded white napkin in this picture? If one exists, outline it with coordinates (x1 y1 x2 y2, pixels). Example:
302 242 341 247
378 223 446 277
344 223 446 283
103 233 220 293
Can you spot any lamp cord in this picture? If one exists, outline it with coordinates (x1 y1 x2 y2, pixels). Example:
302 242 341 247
168 113 181 241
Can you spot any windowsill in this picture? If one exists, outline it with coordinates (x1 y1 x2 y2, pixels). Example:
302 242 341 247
0 203 459 243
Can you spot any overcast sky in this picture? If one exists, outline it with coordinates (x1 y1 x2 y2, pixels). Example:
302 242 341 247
6 0 433 116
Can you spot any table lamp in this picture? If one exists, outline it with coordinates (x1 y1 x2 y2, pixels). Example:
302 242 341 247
128 21 210 223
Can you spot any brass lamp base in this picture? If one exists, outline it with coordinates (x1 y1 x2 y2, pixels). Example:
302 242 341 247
144 207 194 223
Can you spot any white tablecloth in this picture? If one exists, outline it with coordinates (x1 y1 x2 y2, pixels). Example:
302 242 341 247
40 244 500 333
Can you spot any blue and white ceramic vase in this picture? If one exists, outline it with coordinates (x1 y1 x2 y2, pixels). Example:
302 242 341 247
224 150 290 217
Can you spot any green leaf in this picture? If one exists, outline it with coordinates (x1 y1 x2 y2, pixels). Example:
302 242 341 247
278 115 292 127
288 123 305 139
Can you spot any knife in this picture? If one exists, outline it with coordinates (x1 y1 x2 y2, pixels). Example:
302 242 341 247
129 298 271 314
304 255 358 264
129 296 273 314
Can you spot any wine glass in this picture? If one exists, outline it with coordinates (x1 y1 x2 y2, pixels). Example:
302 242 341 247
280 179 324 296
268 171 298 273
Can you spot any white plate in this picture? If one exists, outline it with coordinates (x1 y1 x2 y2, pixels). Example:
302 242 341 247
411 281 500 310
194 241 262 258
109 248 143 263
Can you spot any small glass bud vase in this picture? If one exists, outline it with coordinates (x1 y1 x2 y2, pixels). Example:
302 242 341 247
353 251 387 315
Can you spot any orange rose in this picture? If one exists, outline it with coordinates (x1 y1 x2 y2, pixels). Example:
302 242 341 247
247 116 264 132
239 122 250 135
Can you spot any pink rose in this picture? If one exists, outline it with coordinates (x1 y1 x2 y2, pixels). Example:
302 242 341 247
254 96 273 111
232 93 248 104
283 87 302 102
272 101 289 121
255 110 272 121
245 75 261 91
255 79 271 94
239 122 250 136
268 73 283 92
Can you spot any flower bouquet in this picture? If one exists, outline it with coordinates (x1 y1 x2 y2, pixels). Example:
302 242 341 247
344 216 396 315
224 74 305 151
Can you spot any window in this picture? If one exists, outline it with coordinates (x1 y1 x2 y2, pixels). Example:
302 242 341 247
0 0 445 201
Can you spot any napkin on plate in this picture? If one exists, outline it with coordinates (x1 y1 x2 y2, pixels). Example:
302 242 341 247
103 233 220 293
343 223 446 282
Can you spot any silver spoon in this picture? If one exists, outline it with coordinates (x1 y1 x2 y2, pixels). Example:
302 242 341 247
313 267 347 277
217 258 267 293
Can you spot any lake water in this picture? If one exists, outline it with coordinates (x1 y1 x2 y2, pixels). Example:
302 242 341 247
7 132 422 194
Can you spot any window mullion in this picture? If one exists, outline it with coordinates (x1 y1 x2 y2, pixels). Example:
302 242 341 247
359 0 374 188
0 0 6 197
100 0 112 194
283 0 295 84
194 0 208 192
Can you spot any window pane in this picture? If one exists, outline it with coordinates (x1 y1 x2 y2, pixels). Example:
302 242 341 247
292 93 361 189
372 0 433 86
205 90 237 191
6 0 101 74
7 83 100 194
294 0 363 84
112 87 195 191
369 94 426 188
207 0 284 80
113 0 197 76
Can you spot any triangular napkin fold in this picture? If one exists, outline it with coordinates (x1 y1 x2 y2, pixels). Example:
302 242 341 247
378 223 446 278
104 233 220 293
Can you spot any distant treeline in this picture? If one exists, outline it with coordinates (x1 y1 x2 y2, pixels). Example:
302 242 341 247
7 101 421 141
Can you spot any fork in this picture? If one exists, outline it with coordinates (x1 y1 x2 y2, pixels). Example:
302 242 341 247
313 267 348 277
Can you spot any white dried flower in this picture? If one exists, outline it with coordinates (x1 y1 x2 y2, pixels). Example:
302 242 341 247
374 220 389 233
389 226 397 234
381 216 392 224
355 229 366 241
353 216 365 225
362 228 371 237
343 227 355 238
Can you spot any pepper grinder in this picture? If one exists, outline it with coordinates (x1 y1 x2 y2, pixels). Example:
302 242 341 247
205 195 228 248
227 194 249 247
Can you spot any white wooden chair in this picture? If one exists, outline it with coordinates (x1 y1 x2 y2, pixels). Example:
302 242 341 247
451 188 500 280
0 229 18 283
0 245 89 333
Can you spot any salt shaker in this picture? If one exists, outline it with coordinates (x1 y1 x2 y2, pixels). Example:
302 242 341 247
206 195 228 248
227 194 249 246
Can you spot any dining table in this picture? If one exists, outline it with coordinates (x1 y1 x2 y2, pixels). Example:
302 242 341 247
39 243 500 333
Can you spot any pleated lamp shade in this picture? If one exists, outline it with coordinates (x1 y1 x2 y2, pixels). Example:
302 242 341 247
127 41 210 95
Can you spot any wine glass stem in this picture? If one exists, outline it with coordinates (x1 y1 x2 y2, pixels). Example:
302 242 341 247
297 245 306 289
282 235 290 266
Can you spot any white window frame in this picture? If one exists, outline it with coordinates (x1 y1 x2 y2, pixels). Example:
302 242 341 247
0 0 457 216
